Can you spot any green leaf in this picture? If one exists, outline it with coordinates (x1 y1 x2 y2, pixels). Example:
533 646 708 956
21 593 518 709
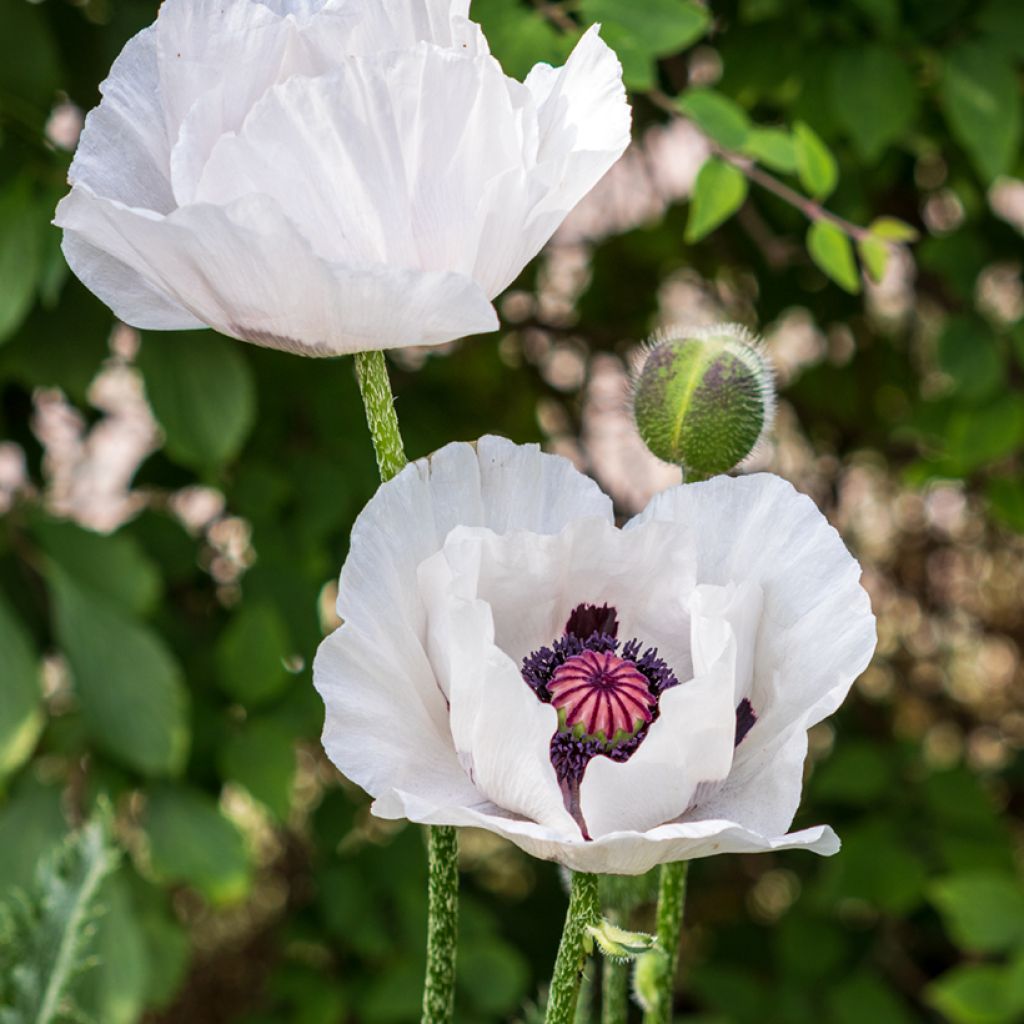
685 159 749 242
580 0 710 57
34 519 162 616
941 395 1024 472
927 964 1024 1024
793 121 838 200
930 872 1024 953
49 568 190 777
0 778 66 892
145 786 251 905
869 216 920 242
936 317 1004 402
217 602 293 707
742 127 797 173
812 742 893 805
0 593 43 783
828 46 917 162
586 919 657 960
827 974 913 1024
678 89 752 149
471 0 576 80
807 221 860 294
0 179 44 346
137 330 256 471
219 718 296 821
0 812 118 1024
941 43 1022 184
73 871 150 1024
858 236 890 284
988 478 1024 532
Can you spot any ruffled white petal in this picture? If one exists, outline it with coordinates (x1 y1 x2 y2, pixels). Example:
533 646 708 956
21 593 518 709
313 623 481 810
60 233 203 331
337 437 613 645
68 27 174 211
194 45 533 274
580 620 737 837
372 786 839 875
53 188 497 353
630 473 877 833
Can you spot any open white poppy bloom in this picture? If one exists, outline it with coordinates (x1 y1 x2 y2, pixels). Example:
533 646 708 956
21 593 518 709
54 0 630 356
314 437 877 875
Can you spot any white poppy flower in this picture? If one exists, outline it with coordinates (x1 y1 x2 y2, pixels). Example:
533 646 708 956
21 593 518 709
313 437 877 875
54 0 630 356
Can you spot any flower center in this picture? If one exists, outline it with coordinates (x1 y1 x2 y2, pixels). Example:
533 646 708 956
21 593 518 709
549 649 656 745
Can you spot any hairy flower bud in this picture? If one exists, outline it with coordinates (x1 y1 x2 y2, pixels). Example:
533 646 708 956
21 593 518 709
633 324 775 481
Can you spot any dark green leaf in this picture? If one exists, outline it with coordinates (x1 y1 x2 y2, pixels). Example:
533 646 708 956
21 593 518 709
471 0 576 80
219 718 296 821
580 0 710 57
0 179 44 346
217 602 293 707
930 872 1024 953
685 159 749 242
828 46 918 161
137 330 256 471
49 568 190 777
145 786 250 905
936 317 1004 402
0 593 43 782
941 43 1022 183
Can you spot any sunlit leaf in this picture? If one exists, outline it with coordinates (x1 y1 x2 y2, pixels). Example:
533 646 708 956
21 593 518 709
807 221 860 293
685 159 748 242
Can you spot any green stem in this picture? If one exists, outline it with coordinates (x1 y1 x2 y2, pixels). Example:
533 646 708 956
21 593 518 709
546 873 600 1024
644 862 690 1024
351 350 458 1024
601 953 629 1024
422 825 459 1024
354 349 408 483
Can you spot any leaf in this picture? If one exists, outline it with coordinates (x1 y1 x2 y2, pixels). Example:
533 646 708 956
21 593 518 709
0 593 43 783
941 43 1022 183
145 786 251 905
586 919 657 960
930 872 1024 953
0 179 44 346
471 0 576 80
580 0 710 57
793 121 838 200
927 964 1024 1024
828 46 917 161
807 221 860 294
678 89 751 149
0 812 118 1024
217 602 293 707
827 974 914 1024
219 718 296 821
987 478 1024 532
869 216 920 242
941 395 1024 472
858 236 890 284
936 317 1005 402
812 742 893 805
137 330 256 471
742 127 797 173
49 567 190 778
0 778 66 892
34 519 162 616
685 159 749 242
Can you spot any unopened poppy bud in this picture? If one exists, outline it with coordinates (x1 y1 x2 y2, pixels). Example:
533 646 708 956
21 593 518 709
633 324 775 481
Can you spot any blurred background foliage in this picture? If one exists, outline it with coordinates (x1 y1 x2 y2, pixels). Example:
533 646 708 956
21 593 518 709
1 0 1023 1021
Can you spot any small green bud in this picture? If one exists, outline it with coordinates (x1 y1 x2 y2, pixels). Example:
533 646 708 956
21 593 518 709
633 324 775 481
585 919 657 962
632 947 669 1014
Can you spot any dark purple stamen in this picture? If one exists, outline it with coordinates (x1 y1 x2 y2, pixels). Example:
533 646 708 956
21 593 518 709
735 698 757 746
566 602 619 640
522 601 682 839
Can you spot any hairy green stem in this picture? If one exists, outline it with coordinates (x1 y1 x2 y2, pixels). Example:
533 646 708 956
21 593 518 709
422 825 459 1024
546 873 600 1024
351 350 458 1024
644 862 690 1024
354 349 408 483
601 953 629 1024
